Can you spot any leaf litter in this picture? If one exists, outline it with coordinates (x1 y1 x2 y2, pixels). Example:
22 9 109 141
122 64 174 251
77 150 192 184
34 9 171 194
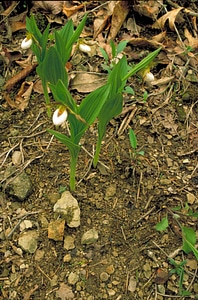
0 0 198 299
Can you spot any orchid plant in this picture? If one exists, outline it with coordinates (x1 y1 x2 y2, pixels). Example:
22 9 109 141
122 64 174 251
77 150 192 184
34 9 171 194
24 14 161 191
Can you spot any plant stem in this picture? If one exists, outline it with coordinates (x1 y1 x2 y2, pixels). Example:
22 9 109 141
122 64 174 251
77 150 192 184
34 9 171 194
42 79 51 117
70 155 78 191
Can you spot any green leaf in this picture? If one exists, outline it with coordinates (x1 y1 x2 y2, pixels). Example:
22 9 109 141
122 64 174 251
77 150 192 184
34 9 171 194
108 56 128 95
117 40 128 55
182 226 198 259
124 86 135 95
37 47 68 86
100 47 109 61
155 216 169 231
122 48 161 82
49 80 77 112
26 15 42 43
129 128 137 149
110 40 116 58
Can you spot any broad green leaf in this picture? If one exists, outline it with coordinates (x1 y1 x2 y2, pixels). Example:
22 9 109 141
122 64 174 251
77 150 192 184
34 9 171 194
26 15 42 43
100 47 109 61
182 226 198 258
108 56 128 95
49 80 77 112
48 129 80 159
129 128 137 149
37 47 68 86
124 86 135 95
98 93 123 140
117 40 128 54
155 216 169 231
40 24 50 61
123 48 161 81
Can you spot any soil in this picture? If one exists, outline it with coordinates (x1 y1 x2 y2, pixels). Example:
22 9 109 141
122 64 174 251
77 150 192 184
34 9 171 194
0 1 198 300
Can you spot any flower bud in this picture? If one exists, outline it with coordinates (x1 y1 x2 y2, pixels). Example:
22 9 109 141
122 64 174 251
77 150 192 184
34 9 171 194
79 43 91 54
52 107 68 126
144 72 155 82
21 37 33 50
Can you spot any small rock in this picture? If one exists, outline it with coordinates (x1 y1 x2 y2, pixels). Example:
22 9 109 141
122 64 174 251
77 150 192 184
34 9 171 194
48 219 65 241
18 230 38 253
34 249 45 261
54 191 80 227
5 167 33 201
19 220 33 231
107 289 116 296
106 265 115 275
68 271 79 285
63 254 72 263
12 151 22 166
193 283 198 293
186 193 195 204
81 228 98 245
128 276 137 292
100 272 109 282
64 235 75 250
186 259 197 270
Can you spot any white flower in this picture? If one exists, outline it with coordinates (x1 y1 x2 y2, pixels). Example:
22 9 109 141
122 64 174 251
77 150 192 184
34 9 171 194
21 37 32 50
144 72 155 82
52 107 68 126
79 43 91 53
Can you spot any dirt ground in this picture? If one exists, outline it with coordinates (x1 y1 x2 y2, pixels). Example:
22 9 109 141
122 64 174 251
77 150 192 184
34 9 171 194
0 1 198 299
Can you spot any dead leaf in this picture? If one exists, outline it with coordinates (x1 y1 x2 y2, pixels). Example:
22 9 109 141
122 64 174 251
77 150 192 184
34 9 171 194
70 73 107 93
184 28 198 49
15 81 34 111
1 1 18 16
16 54 33 68
62 2 88 18
133 0 161 20
128 37 163 49
56 283 74 300
108 1 130 41
1 48 22 66
32 1 64 14
152 7 183 31
9 11 27 32
4 63 37 91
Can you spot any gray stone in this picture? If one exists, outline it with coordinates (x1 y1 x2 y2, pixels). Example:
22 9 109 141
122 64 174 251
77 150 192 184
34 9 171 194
81 228 98 245
53 191 80 227
68 271 79 285
18 230 38 253
5 168 33 201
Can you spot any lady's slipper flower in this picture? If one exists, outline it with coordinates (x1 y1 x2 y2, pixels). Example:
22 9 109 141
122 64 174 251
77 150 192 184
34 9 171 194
52 106 68 126
21 37 33 50
144 72 155 82
79 43 92 54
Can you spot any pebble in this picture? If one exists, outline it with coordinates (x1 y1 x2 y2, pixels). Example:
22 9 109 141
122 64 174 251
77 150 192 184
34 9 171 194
64 235 75 250
53 191 80 227
63 253 72 263
106 264 115 274
100 272 109 282
48 219 65 241
12 151 22 165
68 271 79 285
18 230 38 253
81 228 98 245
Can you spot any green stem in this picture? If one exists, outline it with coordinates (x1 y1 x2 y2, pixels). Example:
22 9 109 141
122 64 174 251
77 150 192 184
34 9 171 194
70 155 78 191
42 79 51 117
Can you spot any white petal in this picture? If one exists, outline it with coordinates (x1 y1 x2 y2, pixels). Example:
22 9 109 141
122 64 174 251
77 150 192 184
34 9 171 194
144 72 155 82
52 108 68 126
79 43 91 53
21 38 32 50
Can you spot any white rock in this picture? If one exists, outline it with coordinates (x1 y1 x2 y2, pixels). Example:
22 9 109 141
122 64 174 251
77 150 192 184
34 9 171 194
81 228 98 245
64 235 75 250
18 230 38 253
53 191 80 227
12 151 22 165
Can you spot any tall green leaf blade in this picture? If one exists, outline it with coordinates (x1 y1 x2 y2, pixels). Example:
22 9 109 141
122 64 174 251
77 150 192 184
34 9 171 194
67 14 87 50
108 56 128 95
122 48 161 81
26 15 42 43
129 128 137 149
40 24 50 61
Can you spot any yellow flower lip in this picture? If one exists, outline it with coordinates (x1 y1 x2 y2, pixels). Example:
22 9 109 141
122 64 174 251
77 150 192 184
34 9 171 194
52 107 68 126
21 37 33 50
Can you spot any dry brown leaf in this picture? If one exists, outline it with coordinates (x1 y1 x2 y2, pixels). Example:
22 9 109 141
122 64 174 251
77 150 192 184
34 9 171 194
1 1 17 16
133 0 162 20
128 37 163 49
184 28 198 49
1 48 22 66
32 1 64 14
33 79 50 94
108 1 130 41
4 63 37 91
15 81 34 111
152 7 183 31
62 2 87 18
16 54 33 68
70 73 107 93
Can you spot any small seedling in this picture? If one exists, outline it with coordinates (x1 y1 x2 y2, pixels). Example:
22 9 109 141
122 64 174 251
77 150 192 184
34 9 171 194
129 128 144 161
